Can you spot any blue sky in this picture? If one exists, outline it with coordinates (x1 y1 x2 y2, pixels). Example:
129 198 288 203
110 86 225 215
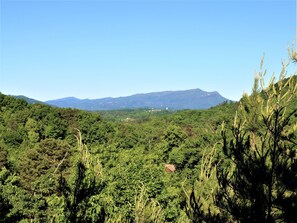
0 0 296 101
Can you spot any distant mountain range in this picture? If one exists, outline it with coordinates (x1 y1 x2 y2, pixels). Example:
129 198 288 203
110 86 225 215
44 89 230 110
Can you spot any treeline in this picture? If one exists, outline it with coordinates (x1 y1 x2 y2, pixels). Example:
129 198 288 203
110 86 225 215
0 50 296 222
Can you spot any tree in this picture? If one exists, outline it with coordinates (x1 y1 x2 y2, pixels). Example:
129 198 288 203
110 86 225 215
216 56 297 222
25 118 40 143
0 145 8 169
58 129 106 223
0 167 12 222
134 183 164 223
185 144 226 223
162 125 187 162
19 138 71 191
43 112 67 139
0 166 48 222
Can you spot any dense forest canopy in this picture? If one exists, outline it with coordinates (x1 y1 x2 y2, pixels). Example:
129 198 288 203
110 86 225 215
0 50 296 222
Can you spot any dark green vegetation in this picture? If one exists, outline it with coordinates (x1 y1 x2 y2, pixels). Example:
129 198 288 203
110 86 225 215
1 52 296 222
45 88 230 110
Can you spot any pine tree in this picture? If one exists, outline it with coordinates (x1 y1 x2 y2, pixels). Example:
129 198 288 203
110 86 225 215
216 54 297 222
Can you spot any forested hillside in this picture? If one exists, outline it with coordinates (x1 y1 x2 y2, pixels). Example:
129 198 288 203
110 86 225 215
0 90 237 222
0 54 296 222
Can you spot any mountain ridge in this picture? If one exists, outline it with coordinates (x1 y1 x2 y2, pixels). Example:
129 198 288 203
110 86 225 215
13 95 44 104
45 88 230 111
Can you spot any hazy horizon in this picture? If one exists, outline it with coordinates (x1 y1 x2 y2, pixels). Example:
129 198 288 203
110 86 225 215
1 0 296 101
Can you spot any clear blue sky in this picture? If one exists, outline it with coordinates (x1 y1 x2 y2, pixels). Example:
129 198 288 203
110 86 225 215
0 0 296 101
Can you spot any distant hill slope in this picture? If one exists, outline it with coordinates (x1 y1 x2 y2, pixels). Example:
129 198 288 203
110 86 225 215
13 95 44 104
45 89 230 110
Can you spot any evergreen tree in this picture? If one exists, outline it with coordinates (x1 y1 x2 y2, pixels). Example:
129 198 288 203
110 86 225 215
216 58 297 222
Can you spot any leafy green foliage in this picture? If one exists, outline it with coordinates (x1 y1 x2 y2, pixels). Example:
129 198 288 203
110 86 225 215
0 48 296 222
